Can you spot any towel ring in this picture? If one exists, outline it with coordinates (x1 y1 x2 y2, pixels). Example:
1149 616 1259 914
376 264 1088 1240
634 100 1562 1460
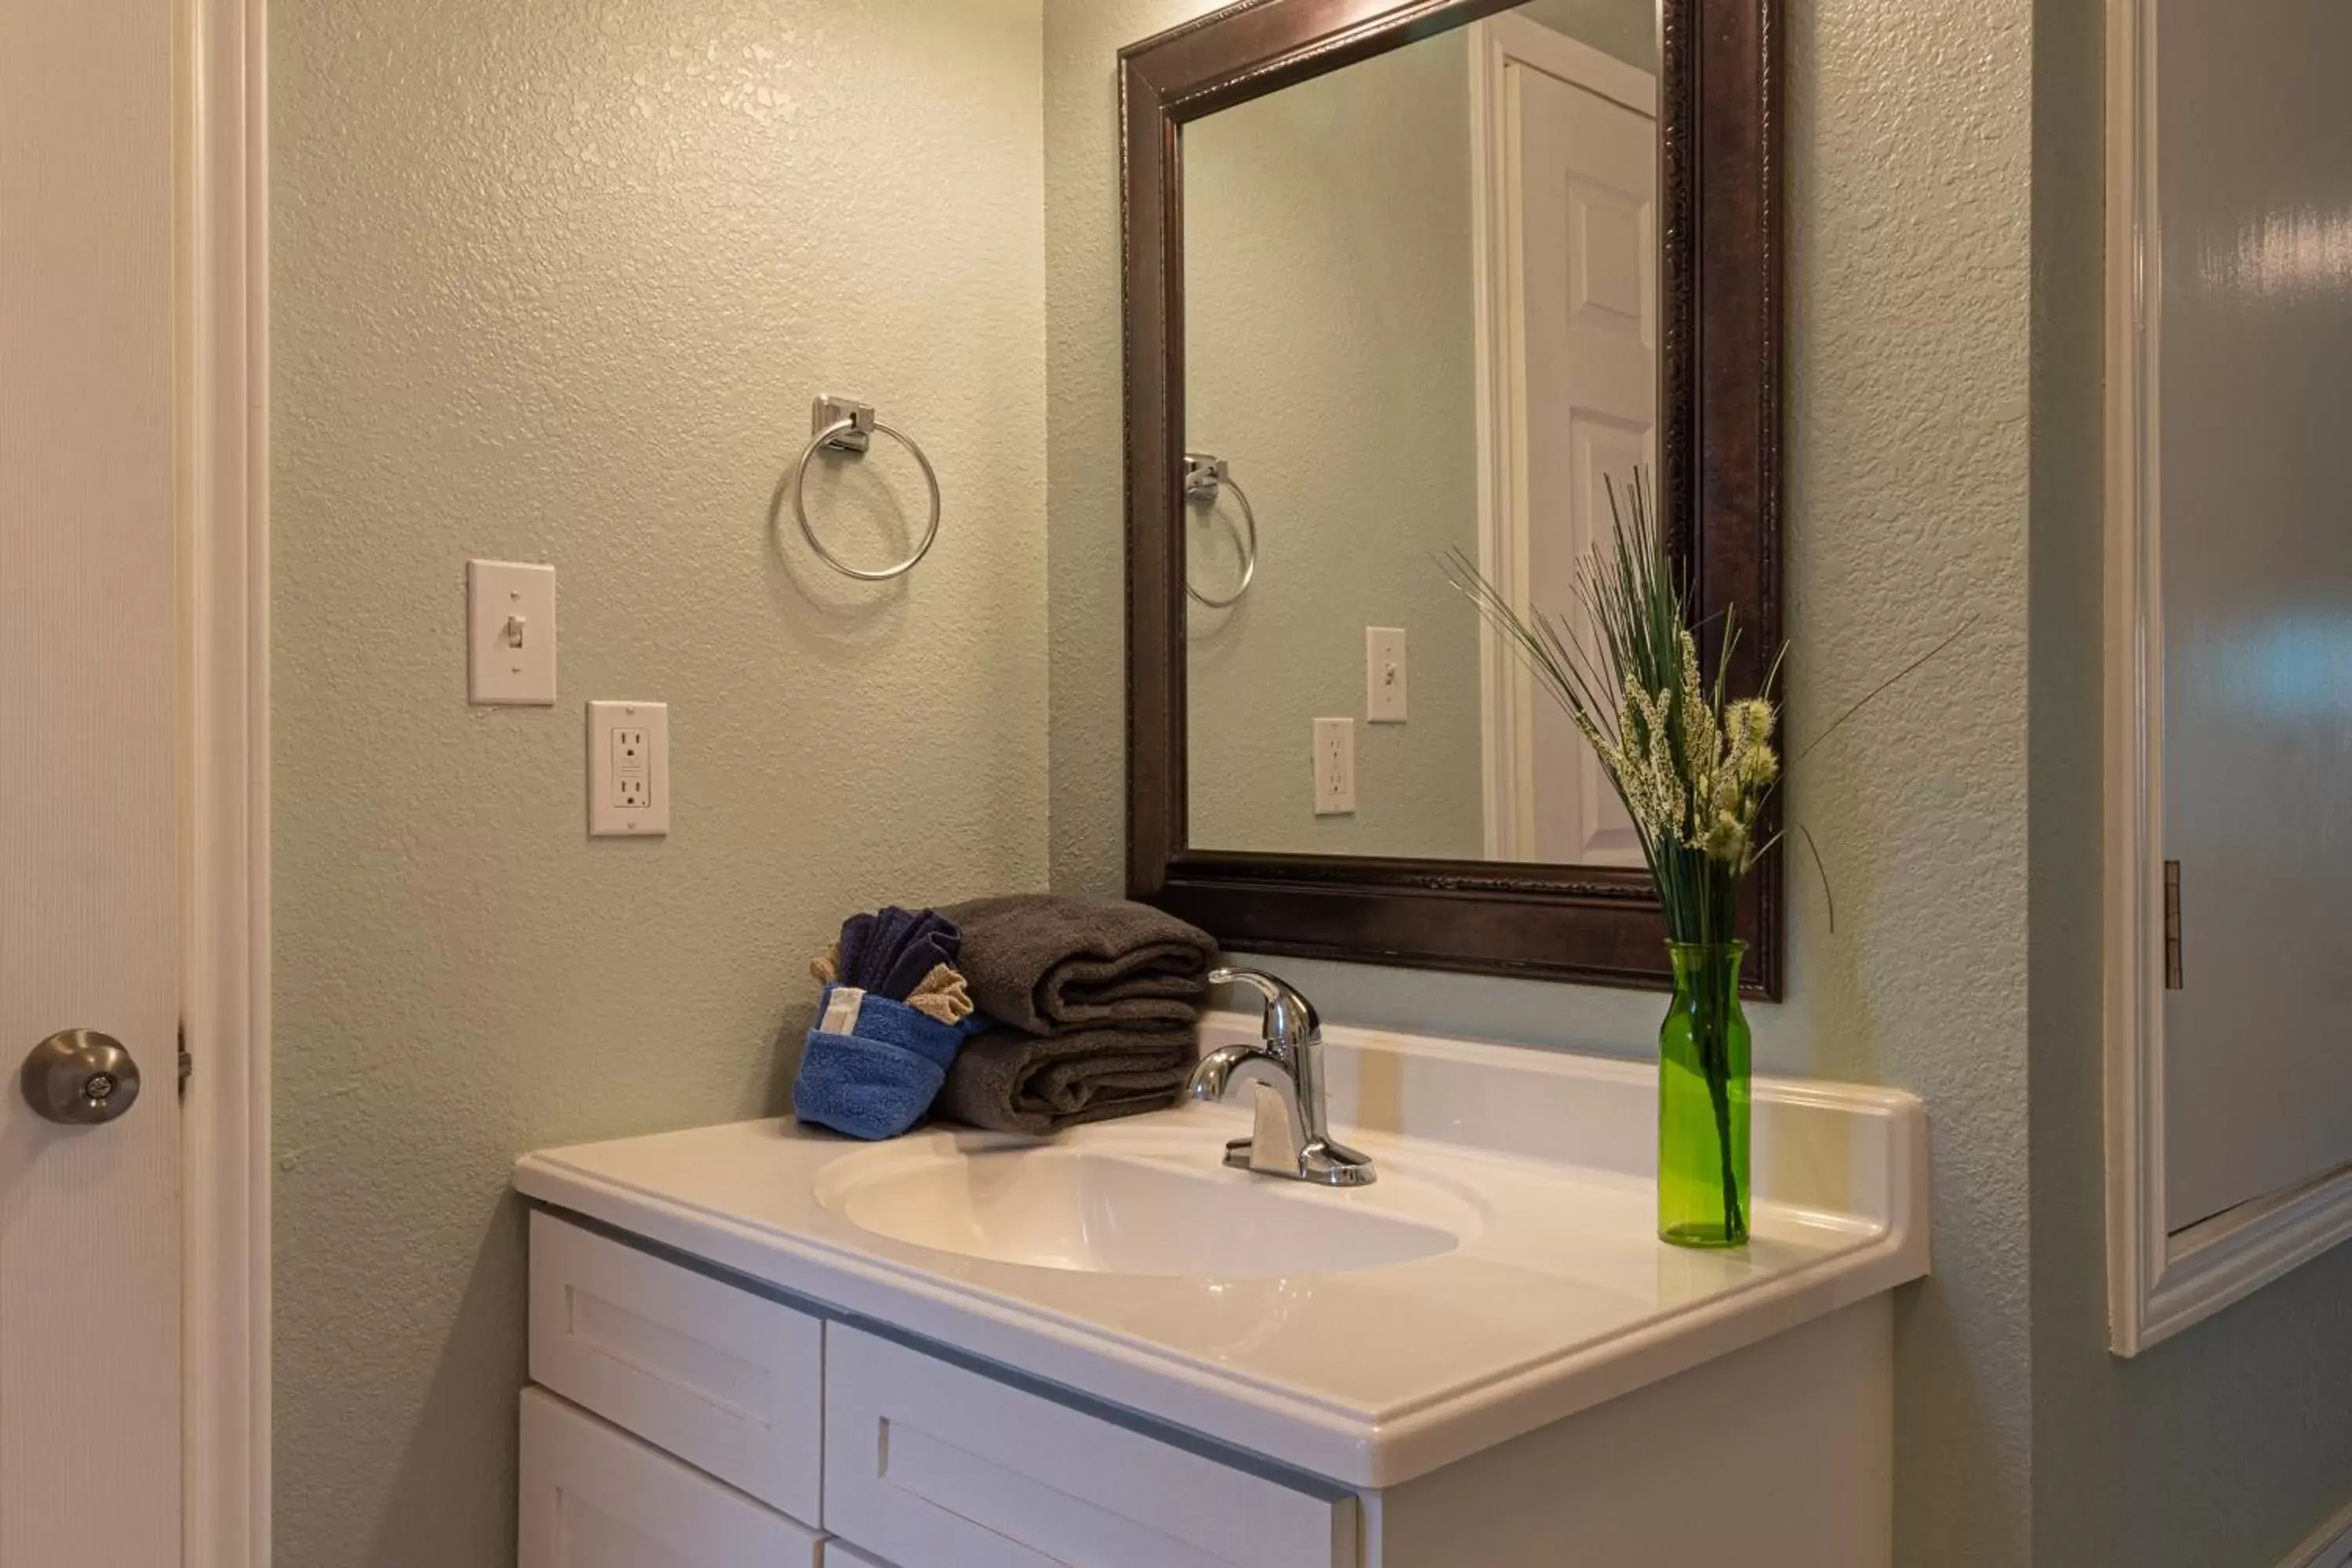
789 394 942 583
1183 452 1258 609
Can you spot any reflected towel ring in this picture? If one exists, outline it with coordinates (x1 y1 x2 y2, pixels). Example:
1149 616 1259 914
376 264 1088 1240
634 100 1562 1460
1184 452 1258 609
789 394 942 582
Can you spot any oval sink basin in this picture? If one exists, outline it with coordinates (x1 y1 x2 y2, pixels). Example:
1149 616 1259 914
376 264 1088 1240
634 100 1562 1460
814 1126 1481 1279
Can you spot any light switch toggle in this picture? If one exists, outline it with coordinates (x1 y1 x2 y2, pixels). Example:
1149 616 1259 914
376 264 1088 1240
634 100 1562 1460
503 615 527 649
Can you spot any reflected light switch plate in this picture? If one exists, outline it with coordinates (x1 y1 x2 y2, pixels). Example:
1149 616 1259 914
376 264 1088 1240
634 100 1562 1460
1367 627 1407 722
467 560 557 705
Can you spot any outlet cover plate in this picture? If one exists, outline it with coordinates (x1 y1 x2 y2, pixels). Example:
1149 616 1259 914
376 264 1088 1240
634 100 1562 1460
468 560 557 705
587 700 669 837
1312 716 1356 815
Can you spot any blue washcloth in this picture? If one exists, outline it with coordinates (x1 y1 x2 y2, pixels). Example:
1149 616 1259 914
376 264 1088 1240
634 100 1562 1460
792 985 978 1140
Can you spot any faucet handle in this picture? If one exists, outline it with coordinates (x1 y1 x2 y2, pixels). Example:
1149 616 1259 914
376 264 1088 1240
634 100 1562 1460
1207 967 1319 1052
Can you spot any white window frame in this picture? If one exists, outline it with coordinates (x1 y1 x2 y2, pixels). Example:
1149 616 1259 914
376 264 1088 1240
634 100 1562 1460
2103 0 2352 1356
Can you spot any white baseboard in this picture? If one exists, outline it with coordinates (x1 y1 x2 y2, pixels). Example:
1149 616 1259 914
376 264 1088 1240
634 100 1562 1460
2281 1496 2352 1568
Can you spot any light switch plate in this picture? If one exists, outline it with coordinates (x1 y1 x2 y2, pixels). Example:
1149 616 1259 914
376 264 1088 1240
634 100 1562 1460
1367 626 1408 722
1312 717 1356 815
587 701 669 837
467 560 557 705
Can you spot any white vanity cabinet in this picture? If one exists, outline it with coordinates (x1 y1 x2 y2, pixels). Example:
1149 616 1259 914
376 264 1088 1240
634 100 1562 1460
520 1207 1892 1568
520 1210 1359 1568
515 1025 1928 1567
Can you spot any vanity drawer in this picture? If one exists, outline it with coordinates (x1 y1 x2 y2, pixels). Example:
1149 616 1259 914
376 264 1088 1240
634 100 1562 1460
822 1326 1358 1568
519 1388 822 1567
530 1210 823 1523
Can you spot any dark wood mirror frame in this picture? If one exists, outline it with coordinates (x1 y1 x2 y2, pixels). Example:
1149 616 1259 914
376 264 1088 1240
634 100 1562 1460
1122 0 1783 996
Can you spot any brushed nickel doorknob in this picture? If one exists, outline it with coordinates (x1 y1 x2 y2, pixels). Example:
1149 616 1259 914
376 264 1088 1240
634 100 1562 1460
20 1029 142 1126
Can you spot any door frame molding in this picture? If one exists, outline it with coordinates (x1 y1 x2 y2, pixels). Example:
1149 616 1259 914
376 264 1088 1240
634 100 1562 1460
1468 14 1656 863
183 0 270 1556
2103 0 2352 1357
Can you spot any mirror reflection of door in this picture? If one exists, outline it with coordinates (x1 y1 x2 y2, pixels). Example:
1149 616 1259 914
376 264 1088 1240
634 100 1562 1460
1179 0 1661 866
1475 16 1657 866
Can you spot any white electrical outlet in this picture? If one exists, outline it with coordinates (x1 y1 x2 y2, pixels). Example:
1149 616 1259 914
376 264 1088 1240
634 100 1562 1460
467 560 557 706
1367 626 1407 722
612 727 651 808
587 701 669 837
1312 717 1356 815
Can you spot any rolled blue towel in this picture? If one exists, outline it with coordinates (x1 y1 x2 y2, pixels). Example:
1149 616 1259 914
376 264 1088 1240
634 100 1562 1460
836 906 962 1000
791 985 976 1140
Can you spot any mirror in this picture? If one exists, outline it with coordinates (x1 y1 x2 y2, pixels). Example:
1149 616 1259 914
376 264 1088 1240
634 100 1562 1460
1180 2 1659 865
1122 0 1783 993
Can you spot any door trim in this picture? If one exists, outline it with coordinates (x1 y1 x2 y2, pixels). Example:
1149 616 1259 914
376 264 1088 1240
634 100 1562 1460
182 0 271 1557
2101 0 2352 1356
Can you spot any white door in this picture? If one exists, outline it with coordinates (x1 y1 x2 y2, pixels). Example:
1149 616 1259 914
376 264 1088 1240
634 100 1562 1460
1474 16 1659 865
0 1 184 1562
2154 0 2352 1230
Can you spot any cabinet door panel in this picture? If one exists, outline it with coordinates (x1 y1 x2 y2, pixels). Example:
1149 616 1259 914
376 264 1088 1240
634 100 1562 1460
519 1389 822 1568
822 1326 1355 1568
532 1210 823 1523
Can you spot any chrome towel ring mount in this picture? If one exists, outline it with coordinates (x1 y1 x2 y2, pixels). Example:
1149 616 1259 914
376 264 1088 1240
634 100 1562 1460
788 394 942 582
1183 452 1258 608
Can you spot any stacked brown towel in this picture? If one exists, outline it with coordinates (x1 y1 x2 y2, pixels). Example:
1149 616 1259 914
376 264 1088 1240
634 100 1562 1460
942 894 1214 1032
933 1025 1199 1138
935 895 1216 1135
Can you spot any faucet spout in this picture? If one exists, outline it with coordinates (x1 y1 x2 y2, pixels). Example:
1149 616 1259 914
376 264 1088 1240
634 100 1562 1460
1186 1041 1276 1104
1192 971 1374 1187
1189 1043 1308 1176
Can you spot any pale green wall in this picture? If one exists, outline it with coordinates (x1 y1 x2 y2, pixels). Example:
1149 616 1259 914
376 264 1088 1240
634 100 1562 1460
1048 0 2037 1562
269 1 1047 1563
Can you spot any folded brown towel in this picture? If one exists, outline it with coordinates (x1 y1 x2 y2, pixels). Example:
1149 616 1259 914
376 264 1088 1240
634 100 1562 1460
940 895 1216 1034
935 1025 1197 1137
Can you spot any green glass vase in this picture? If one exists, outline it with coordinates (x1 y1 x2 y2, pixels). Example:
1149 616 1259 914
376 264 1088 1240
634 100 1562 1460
1657 942 1751 1248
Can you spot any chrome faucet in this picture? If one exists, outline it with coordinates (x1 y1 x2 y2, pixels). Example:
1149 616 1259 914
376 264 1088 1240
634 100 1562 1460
1189 967 1374 1187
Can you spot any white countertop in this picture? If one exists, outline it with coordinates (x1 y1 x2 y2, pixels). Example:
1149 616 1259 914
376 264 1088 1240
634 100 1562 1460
514 1020 1928 1489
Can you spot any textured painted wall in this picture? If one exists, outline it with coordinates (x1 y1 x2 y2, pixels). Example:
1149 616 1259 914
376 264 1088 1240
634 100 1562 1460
2029 1 2352 1563
1046 0 2034 1562
1181 30 1486 858
270 2 1046 1563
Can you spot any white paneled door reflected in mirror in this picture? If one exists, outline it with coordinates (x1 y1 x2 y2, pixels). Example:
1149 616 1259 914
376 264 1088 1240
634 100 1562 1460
1181 1 1659 866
